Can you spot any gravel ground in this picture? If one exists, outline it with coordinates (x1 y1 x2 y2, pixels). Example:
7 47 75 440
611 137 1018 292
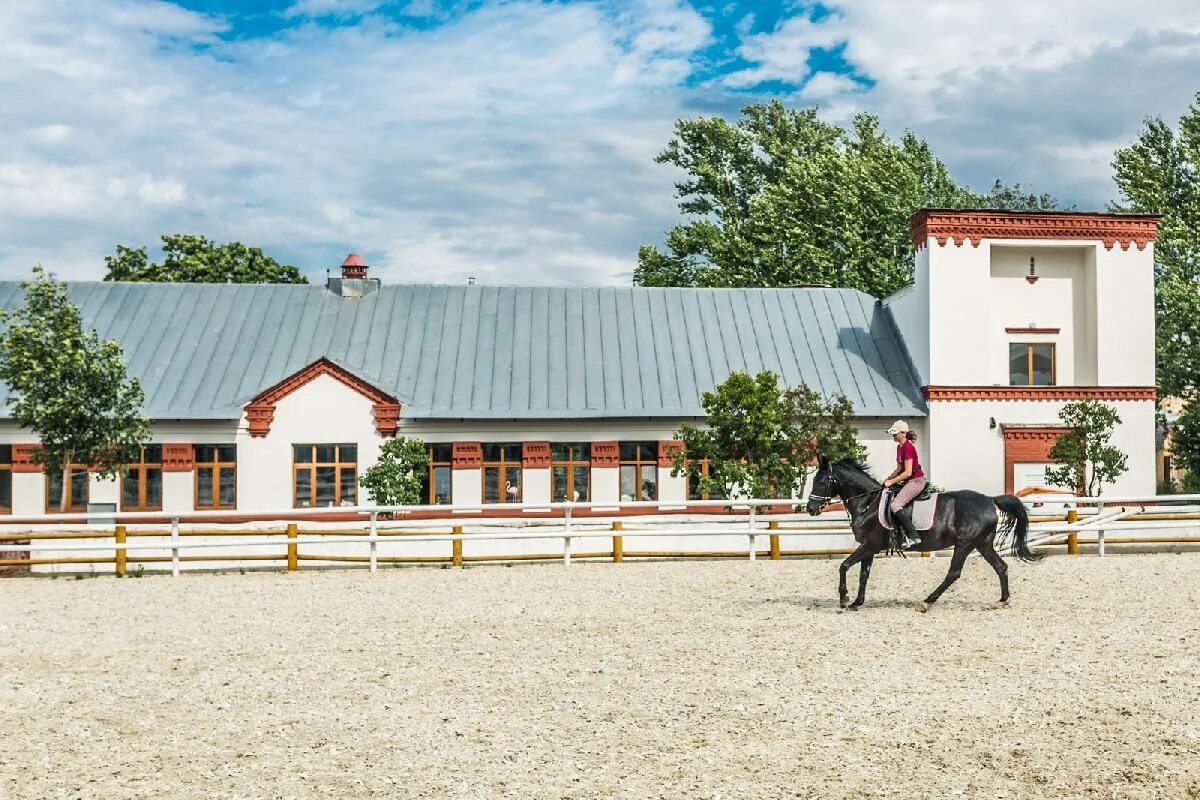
2 554 1199 800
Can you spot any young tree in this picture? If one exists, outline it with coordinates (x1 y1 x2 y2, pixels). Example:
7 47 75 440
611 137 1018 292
359 437 429 506
670 370 864 501
1045 400 1129 497
0 267 149 511
1112 93 1200 400
636 101 1066 297
1169 402 1200 492
104 234 307 284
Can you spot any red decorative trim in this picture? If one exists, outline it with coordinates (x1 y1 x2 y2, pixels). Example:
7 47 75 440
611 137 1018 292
910 210 1159 251
452 442 482 469
162 443 194 472
1005 327 1060 334
1001 425 1072 495
12 444 41 473
522 441 551 468
591 441 619 468
658 440 685 468
923 386 1156 402
244 358 401 438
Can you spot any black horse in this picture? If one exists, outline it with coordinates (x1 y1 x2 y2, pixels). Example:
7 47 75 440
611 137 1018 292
805 456 1035 612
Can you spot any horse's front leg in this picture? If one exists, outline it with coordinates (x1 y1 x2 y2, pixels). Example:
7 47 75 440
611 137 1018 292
838 544 870 608
848 551 875 610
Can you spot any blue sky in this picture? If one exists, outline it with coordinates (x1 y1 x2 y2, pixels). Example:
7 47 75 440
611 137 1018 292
2 0 1200 285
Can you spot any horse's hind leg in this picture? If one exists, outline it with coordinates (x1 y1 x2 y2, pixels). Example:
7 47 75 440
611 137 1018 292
914 542 972 613
976 539 1009 608
848 551 875 610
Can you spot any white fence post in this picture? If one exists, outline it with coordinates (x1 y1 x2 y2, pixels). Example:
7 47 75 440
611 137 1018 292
748 503 757 561
563 505 573 566
170 516 180 577
1097 528 1105 557
368 511 378 573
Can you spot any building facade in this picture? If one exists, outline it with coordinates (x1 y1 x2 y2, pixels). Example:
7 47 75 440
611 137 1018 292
0 209 1159 518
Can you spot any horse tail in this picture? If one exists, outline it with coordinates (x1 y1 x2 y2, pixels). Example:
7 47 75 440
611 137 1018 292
993 494 1037 562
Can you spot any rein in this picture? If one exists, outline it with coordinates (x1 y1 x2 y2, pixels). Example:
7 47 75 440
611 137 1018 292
810 473 883 510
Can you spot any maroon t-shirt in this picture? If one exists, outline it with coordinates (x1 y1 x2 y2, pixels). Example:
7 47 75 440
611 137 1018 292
897 440 925 479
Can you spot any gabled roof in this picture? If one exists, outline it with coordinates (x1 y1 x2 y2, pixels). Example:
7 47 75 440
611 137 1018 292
0 282 926 421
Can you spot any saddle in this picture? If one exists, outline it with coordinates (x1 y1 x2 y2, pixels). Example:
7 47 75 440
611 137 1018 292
879 485 938 532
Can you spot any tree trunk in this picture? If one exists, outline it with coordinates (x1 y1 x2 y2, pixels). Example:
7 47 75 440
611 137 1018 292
59 452 71 514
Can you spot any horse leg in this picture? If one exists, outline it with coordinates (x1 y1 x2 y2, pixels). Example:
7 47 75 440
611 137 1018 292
848 551 875 610
839 544 870 608
914 541 972 613
976 538 1010 608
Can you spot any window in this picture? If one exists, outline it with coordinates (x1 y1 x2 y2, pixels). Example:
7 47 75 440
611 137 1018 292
1009 343 1055 386
686 459 726 501
47 467 89 513
294 444 357 508
551 443 590 502
0 446 10 513
619 442 657 502
483 443 522 503
419 444 453 505
122 445 163 511
195 445 237 510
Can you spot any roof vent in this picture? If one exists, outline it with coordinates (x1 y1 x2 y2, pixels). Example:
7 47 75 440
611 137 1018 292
327 252 379 298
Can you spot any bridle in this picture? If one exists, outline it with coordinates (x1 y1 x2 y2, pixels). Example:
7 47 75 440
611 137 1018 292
809 466 884 511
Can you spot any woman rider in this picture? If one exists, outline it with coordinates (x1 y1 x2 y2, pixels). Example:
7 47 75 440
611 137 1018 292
882 420 926 549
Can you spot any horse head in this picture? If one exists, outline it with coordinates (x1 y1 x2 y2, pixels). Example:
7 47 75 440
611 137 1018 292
805 454 835 516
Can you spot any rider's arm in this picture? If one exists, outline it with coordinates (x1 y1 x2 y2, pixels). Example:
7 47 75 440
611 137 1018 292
883 460 913 487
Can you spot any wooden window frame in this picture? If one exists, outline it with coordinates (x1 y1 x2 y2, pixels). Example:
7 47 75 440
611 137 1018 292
0 445 11 514
619 442 658 502
551 443 590 502
195 444 237 511
421 444 453 505
686 458 725 502
1009 342 1057 387
122 445 164 512
46 466 90 513
293 443 358 508
482 443 523 504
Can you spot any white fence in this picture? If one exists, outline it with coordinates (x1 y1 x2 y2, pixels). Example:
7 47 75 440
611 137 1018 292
3 495 1200 576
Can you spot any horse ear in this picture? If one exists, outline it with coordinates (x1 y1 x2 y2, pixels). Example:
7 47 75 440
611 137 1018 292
818 453 829 470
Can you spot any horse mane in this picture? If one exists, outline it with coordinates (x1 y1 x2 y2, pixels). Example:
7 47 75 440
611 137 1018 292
834 457 878 482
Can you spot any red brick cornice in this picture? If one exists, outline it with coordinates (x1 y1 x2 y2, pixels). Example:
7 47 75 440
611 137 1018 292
910 210 1159 251
522 441 551 469
452 442 482 469
245 358 401 437
162 443 194 472
1000 425 1070 441
591 441 619 468
11 444 41 473
1005 327 1060 335
658 440 685 468
923 386 1156 402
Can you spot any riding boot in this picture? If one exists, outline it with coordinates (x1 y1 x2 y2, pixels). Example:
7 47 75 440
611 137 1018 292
892 505 921 550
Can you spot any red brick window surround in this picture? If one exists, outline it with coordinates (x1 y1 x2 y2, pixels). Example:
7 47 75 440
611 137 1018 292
1001 426 1070 495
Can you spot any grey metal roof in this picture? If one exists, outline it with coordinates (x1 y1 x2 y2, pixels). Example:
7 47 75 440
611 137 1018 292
0 282 926 420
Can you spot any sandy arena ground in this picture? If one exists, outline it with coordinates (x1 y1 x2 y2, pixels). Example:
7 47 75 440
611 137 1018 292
2 554 1199 800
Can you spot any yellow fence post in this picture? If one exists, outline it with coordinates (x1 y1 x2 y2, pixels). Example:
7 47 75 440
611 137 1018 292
612 521 623 563
287 523 298 571
1067 508 1079 556
115 525 127 577
452 525 463 568
768 520 781 560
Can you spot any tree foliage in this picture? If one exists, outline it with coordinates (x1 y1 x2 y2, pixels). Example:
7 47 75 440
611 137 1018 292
1112 93 1200 400
0 267 149 509
359 437 429 506
1045 400 1129 497
636 102 1066 297
1170 402 1200 493
104 234 307 284
969 180 1073 212
670 370 864 501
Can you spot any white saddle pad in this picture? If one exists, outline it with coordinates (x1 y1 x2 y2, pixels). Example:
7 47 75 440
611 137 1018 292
879 493 940 532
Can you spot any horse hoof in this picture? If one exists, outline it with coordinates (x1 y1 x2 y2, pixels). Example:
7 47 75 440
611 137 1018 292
840 599 849 609
913 601 930 613
989 601 1010 610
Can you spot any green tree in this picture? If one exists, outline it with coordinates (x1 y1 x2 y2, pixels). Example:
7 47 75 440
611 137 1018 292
636 102 1066 297
0 267 149 511
1045 400 1128 497
104 234 307 284
1170 402 1200 492
359 437 429 506
1112 93 1200 400
670 370 864 501
968 180 1072 212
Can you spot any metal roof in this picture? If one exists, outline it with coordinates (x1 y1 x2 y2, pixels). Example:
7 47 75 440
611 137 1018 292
0 282 926 420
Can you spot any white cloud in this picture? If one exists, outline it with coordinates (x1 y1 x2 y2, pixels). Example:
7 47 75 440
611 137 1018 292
283 0 388 18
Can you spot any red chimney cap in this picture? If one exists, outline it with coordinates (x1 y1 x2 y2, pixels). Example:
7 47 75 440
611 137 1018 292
341 253 368 268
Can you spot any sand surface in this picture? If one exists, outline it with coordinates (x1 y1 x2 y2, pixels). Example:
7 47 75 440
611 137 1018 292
2 554 1199 799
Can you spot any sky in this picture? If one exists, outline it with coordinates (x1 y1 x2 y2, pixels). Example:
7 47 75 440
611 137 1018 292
3 0 1200 286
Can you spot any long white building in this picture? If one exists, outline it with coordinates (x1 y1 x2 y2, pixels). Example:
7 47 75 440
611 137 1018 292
0 209 1159 519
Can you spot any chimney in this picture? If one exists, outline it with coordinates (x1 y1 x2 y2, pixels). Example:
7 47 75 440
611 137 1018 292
327 252 380 298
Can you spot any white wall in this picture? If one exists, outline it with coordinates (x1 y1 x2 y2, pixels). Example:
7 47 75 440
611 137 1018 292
927 239 992 385
883 247 930 386
925 399 1155 496
1094 242 1155 386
